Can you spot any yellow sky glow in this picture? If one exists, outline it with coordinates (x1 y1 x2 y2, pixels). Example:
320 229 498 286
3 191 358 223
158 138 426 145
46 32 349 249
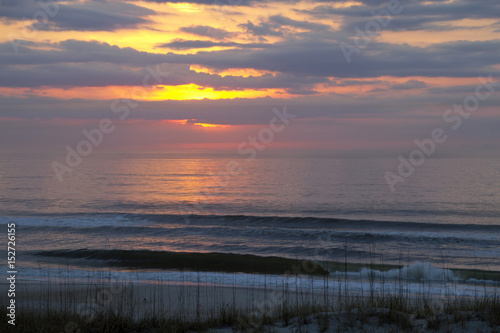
0 85 286 101
162 119 230 128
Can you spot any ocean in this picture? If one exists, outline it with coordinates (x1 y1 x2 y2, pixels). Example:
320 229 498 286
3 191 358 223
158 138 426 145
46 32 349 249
1 154 500 296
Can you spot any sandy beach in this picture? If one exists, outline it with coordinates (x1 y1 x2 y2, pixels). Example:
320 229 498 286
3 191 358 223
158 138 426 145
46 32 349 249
2 279 332 318
2 278 500 332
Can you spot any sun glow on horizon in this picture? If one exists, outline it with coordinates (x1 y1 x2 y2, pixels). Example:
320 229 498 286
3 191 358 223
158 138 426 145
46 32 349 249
0 84 286 101
153 84 283 100
163 119 230 129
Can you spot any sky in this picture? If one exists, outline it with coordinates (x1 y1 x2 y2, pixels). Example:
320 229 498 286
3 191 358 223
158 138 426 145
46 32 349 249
1 0 499 157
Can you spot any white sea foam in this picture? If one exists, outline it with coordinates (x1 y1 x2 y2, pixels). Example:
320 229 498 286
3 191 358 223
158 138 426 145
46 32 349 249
355 262 457 282
18 263 499 299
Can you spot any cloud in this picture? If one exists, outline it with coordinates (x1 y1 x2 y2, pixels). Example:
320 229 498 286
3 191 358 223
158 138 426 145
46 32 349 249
0 62 147 87
128 0 251 5
0 58 329 90
179 25 237 40
302 0 500 32
391 80 428 90
2 88 499 124
234 15 336 41
311 0 390 5
2 0 500 157
268 15 331 31
0 39 168 66
2 38 500 83
239 21 283 36
129 0 296 6
330 79 386 87
0 0 155 32
428 84 493 94
167 39 500 78
285 88 319 95
157 39 266 50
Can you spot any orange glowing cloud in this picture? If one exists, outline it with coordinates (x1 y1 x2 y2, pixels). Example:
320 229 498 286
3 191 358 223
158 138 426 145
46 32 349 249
189 65 278 78
162 119 230 128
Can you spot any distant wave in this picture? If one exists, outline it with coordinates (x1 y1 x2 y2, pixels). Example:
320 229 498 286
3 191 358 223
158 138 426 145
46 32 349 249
33 249 500 284
6 213 500 246
34 249 328 276
4 212 500 231
4 213 500 275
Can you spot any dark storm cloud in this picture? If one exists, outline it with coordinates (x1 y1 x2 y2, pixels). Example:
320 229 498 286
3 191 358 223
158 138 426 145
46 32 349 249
0 0 155 31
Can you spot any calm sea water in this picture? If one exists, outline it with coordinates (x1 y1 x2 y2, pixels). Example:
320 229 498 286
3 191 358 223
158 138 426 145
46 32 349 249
1 154 500 288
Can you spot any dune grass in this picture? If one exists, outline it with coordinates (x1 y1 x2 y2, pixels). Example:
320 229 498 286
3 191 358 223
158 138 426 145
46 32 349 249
2 264 500 332
3 249 498 332
3 287 500 332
